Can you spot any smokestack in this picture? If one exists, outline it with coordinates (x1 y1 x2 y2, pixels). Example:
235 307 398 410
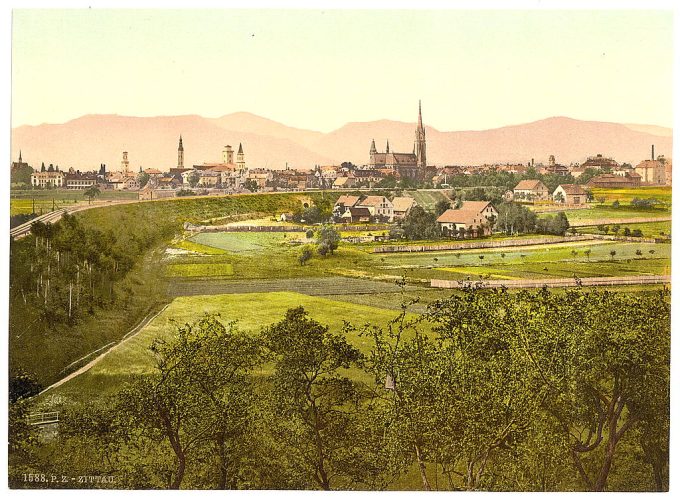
651 145 655 161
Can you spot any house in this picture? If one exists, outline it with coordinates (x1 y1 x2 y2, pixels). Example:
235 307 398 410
581 154 619 170
31 167 65 188
333 195 361 219
279 213 295 222
553 184 587 205
356 195 394 222
64 171 98 189
139 186 177 201
332 176 357 189
436 201 498 238
635 160 667 185
586 172 641 189
513 179 550 201
391 196 417 220
540 155 570 176
340 206 372 223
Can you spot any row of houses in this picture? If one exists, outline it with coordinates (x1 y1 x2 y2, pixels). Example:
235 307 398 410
333 195 417 223
511 180 589 205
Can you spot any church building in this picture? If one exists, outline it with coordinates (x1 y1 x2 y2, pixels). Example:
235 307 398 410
368 101 427 180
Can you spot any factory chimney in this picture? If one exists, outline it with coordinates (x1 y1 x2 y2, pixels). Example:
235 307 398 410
652 144 655 161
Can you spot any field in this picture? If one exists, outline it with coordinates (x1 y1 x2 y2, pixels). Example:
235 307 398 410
165 263 234 277
590 186 672 205
37 292 409 406
577 220 672 239
10 190 140 215
402 190 450 210
190 231 307 253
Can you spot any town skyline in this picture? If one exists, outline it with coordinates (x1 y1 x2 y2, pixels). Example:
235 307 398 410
11 9 673 131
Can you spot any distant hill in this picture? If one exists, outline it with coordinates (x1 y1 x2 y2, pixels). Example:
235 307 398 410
11 113 672 171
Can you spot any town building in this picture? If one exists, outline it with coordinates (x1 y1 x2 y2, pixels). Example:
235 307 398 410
540 155 570 176
586 172 641 189
339 206 372 223
31 164 65 188
581 154 619 170
513 179 550 201
436 201 498 238
552 184 587 205
64 170 98 189
177 136 184 169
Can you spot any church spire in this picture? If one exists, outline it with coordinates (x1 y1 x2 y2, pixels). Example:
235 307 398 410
386 139 390 153
415 100 426 169
370 138 376 155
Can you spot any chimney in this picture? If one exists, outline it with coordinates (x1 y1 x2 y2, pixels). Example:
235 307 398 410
651 144 655 161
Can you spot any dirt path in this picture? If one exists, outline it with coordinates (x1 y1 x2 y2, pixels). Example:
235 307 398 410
38 304 170 395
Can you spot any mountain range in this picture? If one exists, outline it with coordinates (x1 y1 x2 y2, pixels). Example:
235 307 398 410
11 113 672 172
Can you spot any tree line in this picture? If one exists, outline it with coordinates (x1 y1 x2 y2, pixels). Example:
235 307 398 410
9 287 670 491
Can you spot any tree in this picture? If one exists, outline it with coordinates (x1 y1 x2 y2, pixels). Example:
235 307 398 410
495 202 537 235
610 250 617 260
315 224 340 255
402 206 439 241
636 249 643 258
434 199 452 216
137 172 150 188
584 249 591 261
188 171 201 188
611 224 620 236
261 307 366 490
84 185 101 205
554 192 565 204
117 315 262 489
612 200 620 208
298 246 313 266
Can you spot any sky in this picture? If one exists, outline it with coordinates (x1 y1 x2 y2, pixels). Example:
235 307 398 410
10 8 674 132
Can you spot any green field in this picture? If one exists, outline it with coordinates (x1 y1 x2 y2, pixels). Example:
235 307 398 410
10 198 74 216
590 186 672 205
38 292 408 405
578 220 672 239
402 190 450 210
190 231 307 253
165 262 234 277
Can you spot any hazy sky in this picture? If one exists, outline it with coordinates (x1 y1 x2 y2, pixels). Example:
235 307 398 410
11 9 673 132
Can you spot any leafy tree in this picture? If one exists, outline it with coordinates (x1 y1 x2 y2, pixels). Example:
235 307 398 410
611 224 620 235
298 246 313 266
609 250 617 260
261 307 366 490
117 315 262 489
632 229 643 238
84 185 101 204
315 224 340 255
188 171 201 188
137 172 150 187
612 200 620 208
495 202 537 235
434 199 452 216
402 206 439 241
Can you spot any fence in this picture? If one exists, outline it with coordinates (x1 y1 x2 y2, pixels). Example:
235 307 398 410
431 275 671 290
185 223 391 233
372 235 596 254
27 411 60 426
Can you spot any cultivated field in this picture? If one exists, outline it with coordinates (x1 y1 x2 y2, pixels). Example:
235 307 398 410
37 291 410 405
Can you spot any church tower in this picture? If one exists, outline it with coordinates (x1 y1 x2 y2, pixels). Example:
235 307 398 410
121 151 130 173
236 143 246 171
177 135 184 169
415 100 426 168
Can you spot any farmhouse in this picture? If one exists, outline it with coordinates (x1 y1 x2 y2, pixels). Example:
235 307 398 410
339 206 372 223
355 195 394 222
391 196 417 220
513 179 550 201
332 176 357 189
436 201 498 238
553 184 587 205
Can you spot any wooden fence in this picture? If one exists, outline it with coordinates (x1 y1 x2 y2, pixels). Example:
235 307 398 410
373 235 596 254
185 223 391 233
